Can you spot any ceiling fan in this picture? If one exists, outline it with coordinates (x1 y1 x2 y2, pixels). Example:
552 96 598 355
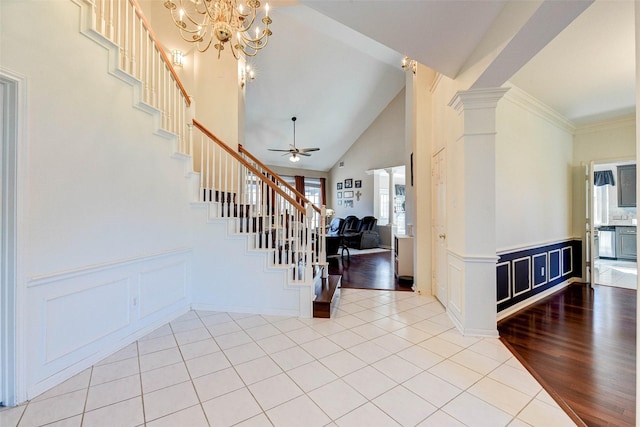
268 117 319 162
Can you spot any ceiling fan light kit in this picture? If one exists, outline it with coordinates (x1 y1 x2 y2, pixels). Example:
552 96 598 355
268 117 320 163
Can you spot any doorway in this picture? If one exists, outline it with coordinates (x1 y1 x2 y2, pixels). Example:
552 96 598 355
1 71 20 406
592 161 638 290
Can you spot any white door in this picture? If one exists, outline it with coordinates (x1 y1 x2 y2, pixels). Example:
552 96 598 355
0 80 4 406
585 163 595 288
432 148 447 305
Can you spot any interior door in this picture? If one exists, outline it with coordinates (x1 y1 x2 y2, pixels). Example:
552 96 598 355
432 148 447 306
585 162 595 288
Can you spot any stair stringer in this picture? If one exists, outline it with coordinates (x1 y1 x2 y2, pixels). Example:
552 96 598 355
72 0 183 152
188 202 313 318
71 0 313 318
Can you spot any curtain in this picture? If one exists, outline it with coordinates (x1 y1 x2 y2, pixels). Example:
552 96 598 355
320 177 326 206
295 175 305 204
594 170 615 186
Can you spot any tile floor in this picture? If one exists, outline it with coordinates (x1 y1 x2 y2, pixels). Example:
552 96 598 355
0 289 577 427
594 258 637 289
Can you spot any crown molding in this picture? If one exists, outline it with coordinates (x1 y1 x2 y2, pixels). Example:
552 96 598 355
502 83 576 134
574 114 636 136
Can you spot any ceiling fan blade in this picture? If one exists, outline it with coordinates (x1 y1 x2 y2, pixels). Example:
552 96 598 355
297 152 311 157
268 148 293 152
298 148 320 153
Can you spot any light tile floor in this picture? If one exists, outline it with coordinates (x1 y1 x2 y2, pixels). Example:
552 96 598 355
594 258 637 289
1 289 577 427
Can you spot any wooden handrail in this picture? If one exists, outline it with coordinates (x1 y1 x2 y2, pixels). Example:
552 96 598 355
193 119 305 214
238 144 322 215
129 0 191 106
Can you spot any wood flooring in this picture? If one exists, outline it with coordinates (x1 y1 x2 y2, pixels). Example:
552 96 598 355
327 251 413 292
499 283 636 427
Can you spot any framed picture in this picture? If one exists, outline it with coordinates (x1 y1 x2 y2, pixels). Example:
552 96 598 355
344 200 353 208
343 190 354 198
337 182 342 190
410 152 414 187
344 178 353 189
354 180 362 188
337 200 342 206
337 192 342 199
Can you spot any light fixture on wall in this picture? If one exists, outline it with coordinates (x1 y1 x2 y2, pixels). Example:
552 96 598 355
164 0 272 60
240 64 255 88
171 49 185 67
401 56 417 74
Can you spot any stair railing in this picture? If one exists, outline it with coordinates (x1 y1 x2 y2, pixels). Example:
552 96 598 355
238 144 327 272
193 120 321 283
87 0 325 281
89 0 191 152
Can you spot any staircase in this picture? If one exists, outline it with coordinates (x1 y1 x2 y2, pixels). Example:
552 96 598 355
81 0 340 317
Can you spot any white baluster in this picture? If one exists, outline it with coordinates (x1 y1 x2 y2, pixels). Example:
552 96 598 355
130 3 136 75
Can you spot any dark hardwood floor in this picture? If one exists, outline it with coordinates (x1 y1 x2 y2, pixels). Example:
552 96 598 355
499 283 636 427
327 250 413 291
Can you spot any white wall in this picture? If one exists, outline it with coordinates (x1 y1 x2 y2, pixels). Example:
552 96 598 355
329 88 406 219
496 86 576 251
1 0 297 402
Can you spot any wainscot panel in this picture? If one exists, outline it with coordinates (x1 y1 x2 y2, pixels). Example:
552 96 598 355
497 240 581 312
25 248 191 399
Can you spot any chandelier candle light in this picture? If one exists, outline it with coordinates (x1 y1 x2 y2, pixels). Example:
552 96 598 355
164 0 273 59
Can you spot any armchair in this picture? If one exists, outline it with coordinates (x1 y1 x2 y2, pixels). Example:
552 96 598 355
325 217 347 256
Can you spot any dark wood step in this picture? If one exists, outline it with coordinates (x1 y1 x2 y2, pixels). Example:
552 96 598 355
313 274 341 318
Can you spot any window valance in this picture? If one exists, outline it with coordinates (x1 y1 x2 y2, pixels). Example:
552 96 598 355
594 170 615 187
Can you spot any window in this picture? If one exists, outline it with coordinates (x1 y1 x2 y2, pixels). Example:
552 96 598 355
380 191 389 220
305 177 321 206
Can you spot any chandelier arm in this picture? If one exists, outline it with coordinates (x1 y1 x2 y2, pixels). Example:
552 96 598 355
166 0 271 57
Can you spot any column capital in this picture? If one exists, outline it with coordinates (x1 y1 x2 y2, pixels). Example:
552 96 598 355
448 87 510 113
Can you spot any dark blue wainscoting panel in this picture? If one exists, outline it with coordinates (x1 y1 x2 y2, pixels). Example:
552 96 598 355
497 240 581 312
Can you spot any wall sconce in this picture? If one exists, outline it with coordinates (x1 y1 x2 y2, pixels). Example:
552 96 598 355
240 64 255 88
172 49 185 67
401 56 417 74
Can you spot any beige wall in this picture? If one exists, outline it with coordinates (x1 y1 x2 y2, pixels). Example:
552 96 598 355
496 86 576 252
329 88 406 219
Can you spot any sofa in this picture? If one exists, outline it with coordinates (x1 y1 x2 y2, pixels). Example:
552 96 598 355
343 216 379 249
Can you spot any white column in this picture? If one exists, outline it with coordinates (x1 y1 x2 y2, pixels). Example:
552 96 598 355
446 87 509 337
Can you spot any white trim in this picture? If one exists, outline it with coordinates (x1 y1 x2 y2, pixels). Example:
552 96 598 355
512 257 532 297
496 261 511 304
496 237 579 255
548 249 562 282
561 246 573 276
532 253 548 288
0 67 26 406
497 278 576 321
447 249 500 264
502 83 576 133
27 247 192 288
575 114 635 135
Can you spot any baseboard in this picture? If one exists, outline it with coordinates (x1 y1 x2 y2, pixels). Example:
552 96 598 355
497 278 576 321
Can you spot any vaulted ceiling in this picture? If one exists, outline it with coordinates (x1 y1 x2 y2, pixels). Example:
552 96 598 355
147 0 636 171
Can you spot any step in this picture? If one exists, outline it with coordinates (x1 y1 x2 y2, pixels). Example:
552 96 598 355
313 274 341 318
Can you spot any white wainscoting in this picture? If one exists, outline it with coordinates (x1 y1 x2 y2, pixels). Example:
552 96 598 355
25 248 191 399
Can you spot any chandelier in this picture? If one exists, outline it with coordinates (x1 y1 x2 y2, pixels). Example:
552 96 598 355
164 0 273 59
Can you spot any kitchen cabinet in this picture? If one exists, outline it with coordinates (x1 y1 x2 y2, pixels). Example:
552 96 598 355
616 226 637 261
617 165 636 207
